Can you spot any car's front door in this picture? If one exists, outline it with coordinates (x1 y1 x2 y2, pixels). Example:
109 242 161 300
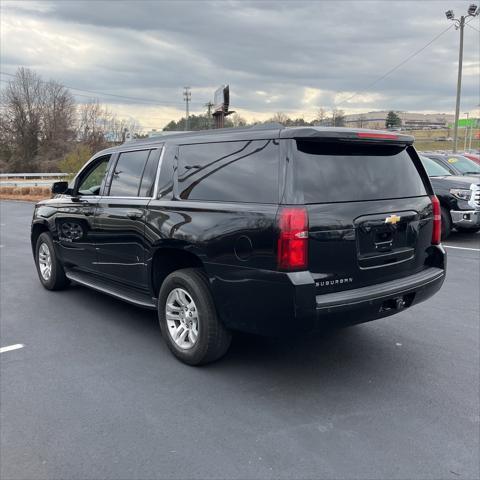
94 147 162 290
55 154 112 273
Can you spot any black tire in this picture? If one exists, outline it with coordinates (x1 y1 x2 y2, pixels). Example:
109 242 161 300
456 226 480 234
35 232 69 290
441 207 452 240
158 268 232 365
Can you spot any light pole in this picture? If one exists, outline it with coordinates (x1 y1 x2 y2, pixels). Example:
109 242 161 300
445 4 479 153
183 86 191 131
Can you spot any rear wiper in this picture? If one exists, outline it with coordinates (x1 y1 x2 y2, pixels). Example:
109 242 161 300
463 171 480 174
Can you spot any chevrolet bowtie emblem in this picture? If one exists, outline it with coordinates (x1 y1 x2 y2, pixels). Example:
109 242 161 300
385 214 401 225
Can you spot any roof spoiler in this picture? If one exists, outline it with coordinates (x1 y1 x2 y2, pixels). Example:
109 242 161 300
281 127 414 145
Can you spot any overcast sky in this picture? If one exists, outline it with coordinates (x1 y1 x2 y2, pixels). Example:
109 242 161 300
1 0 479 129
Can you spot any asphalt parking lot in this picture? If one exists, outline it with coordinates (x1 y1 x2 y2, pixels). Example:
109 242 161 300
1 200 479 480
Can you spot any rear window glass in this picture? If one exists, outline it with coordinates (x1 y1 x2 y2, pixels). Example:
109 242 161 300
420 155 451 176
295 141 427 203
177 140 279 203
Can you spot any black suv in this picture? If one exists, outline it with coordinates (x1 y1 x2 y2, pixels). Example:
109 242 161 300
31 126 446 365
421 153 480 177
419 155 480 238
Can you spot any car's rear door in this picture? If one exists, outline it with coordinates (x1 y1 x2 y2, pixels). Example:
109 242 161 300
290 138 435 295
94 146 162 290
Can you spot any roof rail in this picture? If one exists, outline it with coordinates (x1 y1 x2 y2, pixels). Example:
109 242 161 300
248 122 284 130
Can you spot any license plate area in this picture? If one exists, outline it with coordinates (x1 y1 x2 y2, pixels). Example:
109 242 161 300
355 211 418 269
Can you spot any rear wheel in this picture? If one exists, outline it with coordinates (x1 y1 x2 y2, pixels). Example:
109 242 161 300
440 207 452 240
158 268 231 365
456 226 480 234
35 232 69 290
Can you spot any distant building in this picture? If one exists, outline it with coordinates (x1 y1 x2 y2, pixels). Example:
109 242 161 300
344 111 455 130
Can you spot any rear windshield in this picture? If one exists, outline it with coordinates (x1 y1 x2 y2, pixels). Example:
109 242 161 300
295 141 427 203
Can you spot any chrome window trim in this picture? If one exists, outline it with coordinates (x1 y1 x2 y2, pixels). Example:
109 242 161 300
101 196 153 200
152 145 166 199
102 145 165 201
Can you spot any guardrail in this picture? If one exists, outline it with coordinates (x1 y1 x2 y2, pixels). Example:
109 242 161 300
0 173 70 188
1 181 57 187
0 173 69 179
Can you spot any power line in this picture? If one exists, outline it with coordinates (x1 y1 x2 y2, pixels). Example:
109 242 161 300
0 71 206 107
465 22 480 33
336 23 455 107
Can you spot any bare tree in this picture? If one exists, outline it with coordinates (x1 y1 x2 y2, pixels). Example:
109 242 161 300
230 113 247 128
76 100 108 151
0 67 143 173
76 101 142 147
271 112 290 126
39 80 76 168
315 107 328 126
1 67 44 171
331 108 346 127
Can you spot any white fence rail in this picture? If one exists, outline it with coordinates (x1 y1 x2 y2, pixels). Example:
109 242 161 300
0 173 69 188
0 173 69 179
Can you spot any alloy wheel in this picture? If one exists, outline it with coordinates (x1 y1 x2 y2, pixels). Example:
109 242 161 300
38 242 52 281
165 288 199 350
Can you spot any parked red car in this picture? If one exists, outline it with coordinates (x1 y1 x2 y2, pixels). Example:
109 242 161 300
462 153 480 165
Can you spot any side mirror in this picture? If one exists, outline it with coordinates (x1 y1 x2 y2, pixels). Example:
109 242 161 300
51 181 69 195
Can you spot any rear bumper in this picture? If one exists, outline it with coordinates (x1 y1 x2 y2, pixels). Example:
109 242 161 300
210 254 446 335
450 209 480 228
312 266 445 330
315 267 444 312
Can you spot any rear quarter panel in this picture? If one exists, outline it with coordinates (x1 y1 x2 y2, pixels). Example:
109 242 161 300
145 200 289 332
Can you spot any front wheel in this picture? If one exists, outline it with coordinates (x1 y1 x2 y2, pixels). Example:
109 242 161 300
441 207 452 240
35 232 69 290
158 268 231 365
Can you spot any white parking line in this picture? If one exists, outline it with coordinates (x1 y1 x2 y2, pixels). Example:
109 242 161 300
444 245 480 252
0 344 24 354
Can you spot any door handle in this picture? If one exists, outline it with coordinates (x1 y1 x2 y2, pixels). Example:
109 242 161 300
126 210 143 220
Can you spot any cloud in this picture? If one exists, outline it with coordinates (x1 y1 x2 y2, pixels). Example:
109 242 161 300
1 0 479 129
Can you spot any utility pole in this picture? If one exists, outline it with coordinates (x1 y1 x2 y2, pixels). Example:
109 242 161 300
445 5 479 152
205 101 214 129
453 15 465 153
183 86 191 131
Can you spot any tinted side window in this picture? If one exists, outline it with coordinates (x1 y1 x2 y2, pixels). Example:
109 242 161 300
109 150 150 197
77 155 111 196
295 141 427 203
139 149 161 197
178 140 279 203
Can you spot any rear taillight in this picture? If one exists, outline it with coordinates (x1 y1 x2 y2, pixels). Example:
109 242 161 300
431 195 441 245
356 132 399 140
277 207 308 271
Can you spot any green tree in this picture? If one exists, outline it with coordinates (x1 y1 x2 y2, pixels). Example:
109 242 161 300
59 144 92 177
385 111 402 129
